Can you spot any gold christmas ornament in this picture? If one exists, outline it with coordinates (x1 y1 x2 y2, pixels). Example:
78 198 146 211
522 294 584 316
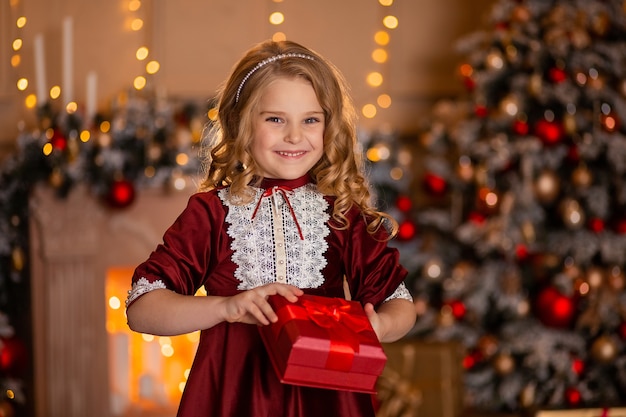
560 198 585 229
586 266 605 289
486 49 505 70
534 170 560 204
11 247 25 271
572 164 592 188
590 335 618 364
493 352 515 375
563 113 577 134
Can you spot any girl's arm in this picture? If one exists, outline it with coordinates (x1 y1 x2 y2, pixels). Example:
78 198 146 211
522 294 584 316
126 283 303 336
364 298 416 343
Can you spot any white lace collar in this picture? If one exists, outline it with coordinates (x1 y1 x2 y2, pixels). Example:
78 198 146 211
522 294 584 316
219 181 330 290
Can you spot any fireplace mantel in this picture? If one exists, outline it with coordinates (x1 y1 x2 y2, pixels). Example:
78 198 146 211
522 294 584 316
29 184 191 417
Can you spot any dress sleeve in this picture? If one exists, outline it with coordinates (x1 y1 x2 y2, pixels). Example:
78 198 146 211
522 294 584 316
126 192 224 307
342 212 412 307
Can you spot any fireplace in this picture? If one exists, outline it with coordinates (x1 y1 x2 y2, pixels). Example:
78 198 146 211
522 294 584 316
29 184 195 417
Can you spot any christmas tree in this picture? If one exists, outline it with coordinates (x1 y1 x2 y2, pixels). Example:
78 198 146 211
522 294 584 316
398 0 626 412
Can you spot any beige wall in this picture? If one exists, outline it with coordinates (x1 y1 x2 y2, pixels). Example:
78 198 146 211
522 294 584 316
0 0 494 155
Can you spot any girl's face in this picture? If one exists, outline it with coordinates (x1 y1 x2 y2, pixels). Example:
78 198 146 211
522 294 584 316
250 76 325 180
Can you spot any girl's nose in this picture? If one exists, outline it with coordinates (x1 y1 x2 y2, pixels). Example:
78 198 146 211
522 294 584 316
284 124 302 143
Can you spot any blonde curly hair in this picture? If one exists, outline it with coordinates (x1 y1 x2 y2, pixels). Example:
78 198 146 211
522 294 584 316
199 39 397 237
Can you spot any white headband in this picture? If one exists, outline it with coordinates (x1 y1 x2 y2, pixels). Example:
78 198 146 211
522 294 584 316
235 53 315 103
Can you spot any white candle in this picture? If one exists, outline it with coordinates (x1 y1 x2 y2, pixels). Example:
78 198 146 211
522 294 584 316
33 34 47 105
62 16 74 106
85 71 98 125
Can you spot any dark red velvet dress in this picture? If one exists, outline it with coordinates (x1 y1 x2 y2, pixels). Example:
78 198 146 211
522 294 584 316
128 175 410 417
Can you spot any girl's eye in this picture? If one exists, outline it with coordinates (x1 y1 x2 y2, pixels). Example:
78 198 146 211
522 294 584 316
305 117 321 124
266 116 282 123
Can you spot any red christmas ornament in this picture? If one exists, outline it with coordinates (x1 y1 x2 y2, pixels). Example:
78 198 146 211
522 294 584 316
565 387 582 406
535 286 576 329
534 119 565 145
49 129 67 151
515 244 529 261
548 67 567 83
468 211 487 225
619 322 626 339
0 336 28 375
395 195 412 212
397 220 417 241
588 217 605 233
474 104 489 118
571 357 585 375
423 172 447 196
444 299 466 319
512 119 530 135
463 349 483 370
106 178 136 209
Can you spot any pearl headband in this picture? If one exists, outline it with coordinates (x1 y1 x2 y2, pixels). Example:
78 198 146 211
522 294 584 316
235 53 315 103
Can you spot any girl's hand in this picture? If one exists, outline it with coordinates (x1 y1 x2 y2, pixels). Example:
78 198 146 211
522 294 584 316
221 283 303 325
364 302 384 341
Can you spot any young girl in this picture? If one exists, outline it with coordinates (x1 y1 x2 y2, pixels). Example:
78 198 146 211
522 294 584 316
126 39 415 417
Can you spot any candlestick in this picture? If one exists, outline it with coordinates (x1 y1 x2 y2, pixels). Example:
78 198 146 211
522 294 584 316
33 33 47 105
86 71 98 126
62 16 74 106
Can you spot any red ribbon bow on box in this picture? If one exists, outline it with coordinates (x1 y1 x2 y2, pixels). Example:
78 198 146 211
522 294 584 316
276 296 374 371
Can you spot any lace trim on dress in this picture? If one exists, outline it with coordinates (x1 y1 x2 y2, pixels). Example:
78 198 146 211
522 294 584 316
126 277 167 307
220 184 330 290
384 282 413 303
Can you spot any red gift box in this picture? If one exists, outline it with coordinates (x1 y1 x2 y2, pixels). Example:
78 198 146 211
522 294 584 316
259 294 387 393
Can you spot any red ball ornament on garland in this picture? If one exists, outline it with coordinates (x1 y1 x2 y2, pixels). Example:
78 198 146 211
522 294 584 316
423 172 447 196
535 286 576 329
534 119 565 145
106 178 136 209
0 336 28 376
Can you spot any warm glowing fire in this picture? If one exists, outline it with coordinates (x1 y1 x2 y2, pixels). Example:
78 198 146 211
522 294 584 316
106 267 202 416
